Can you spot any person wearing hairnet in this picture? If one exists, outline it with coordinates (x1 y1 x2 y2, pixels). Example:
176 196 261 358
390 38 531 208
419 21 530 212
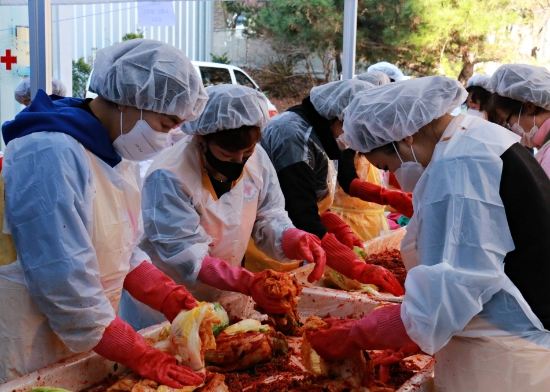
306 76 550 391
261 79 405 296
120 84 326 330
367 61 404 82
490 64 550 178
354 70 391 86
0 39 209 387
330 73 392 241
465 74 492 119
14 77 68 106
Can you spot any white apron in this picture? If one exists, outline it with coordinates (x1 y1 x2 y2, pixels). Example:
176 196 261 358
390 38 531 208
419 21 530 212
145 136 261 302
400 115 550 391
0 149 141 383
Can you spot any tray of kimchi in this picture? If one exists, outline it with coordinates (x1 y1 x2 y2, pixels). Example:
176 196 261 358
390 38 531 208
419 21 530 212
1 265 433 392
291 228 408 304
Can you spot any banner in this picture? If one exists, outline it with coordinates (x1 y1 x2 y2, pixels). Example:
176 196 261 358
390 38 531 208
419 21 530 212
138 1 175 27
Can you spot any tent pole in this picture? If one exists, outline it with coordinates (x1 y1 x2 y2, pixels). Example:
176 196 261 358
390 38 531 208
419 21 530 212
341 0 357 80
28 0 52 98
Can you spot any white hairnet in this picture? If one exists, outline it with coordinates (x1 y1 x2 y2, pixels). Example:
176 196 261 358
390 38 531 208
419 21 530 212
354 71 391 86
90 39 208 120
467 74 493 92
310 79 375 120
367 62 404 82
491 64 550 110
180 84 270 135
14 78 67 104
343 76 467 152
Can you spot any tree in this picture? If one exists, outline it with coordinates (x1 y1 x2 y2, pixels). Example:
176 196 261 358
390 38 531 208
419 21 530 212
211 52 231 64
223 1 251 29
235 0 532 83
72 57 92 98
355 0 519 82
122 32 144 41
512 0 550 61
249 0 344 82
407 0 518 82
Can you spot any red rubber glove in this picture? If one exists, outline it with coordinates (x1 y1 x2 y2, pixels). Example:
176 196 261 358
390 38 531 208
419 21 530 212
372 342 421 383
321 233 404 296
124 261 198 322
281 228 326 283
388 172 401 189
349 179 413 218
320 211 364 250
306 304 414 361
198 255 286 313
94 317 204 388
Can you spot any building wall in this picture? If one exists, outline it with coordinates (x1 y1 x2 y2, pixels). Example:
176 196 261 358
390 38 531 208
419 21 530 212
71 2 213 64
0 2 213 150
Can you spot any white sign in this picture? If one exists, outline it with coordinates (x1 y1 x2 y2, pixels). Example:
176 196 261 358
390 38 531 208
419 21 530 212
138 1 176 27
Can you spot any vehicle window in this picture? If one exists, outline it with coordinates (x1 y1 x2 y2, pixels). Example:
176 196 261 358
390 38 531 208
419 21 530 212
234 70 257 90
199 67 232 87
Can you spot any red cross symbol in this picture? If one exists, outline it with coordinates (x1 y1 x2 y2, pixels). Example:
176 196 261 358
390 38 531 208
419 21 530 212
1 49 17 71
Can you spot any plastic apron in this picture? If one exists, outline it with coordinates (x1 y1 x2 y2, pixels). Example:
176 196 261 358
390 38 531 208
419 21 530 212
141 137 261 302
0 174 17 266
244 159 337 273
0 150 140 382
331 154 389 242
400 115 550 391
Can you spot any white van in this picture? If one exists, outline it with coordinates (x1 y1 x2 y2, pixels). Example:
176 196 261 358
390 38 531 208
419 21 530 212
85 61 278 117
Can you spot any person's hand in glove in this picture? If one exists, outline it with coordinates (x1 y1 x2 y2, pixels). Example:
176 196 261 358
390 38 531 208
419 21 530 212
337 149 413 218
305 304 414 361
371 342 421 383
320 211 364 250
94 317 204 388
349 179 413 218
198 255 288 313
281 228 326 282
321 233 404 296
124 261 198 322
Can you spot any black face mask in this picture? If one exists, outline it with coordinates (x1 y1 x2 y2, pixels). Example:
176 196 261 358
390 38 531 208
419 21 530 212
204 147 249 182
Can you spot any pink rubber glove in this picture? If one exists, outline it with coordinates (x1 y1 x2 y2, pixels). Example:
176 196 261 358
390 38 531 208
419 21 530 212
321 233 404 296
305 304 414 361
281 228 326 283
320 211 364 250
94 317 204 388
350 179 414 218
198 255 286 313
124 261 198 322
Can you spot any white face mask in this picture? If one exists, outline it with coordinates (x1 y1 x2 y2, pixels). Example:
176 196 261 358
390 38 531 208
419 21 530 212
466 108 486 119
113 109 168 162
393 142 425 193
509 104 539 148
335 132 350 150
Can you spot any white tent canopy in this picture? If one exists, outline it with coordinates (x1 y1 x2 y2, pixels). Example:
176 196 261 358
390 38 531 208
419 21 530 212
1 0 357 98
